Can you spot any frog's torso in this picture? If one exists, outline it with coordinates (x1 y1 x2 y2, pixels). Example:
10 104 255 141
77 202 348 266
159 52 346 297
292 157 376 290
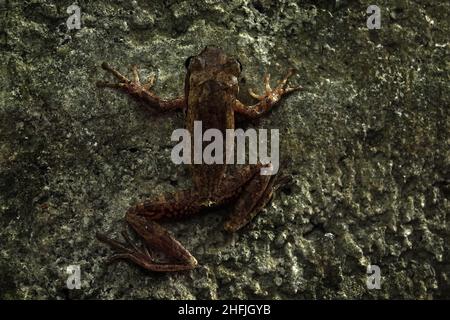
184 47 242 196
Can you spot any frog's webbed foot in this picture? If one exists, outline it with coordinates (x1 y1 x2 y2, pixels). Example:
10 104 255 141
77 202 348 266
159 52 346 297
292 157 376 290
96 62 185 111
97 211 198 272
234 68 302 118
223 166 291 232
96 230 154 265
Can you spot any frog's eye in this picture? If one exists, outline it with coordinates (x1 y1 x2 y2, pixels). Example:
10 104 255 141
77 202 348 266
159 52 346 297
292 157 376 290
184 56 194 69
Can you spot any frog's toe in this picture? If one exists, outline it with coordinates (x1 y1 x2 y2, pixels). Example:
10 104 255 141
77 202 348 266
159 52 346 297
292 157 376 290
278 68 297 84
263 73 272 94
100 62 131 84
97 232 134 255
276 68 301 90
248 88 264 100
143 74 156 90
97 231 155 267
284 84 303 93
96 81 126 89
129 64 140 84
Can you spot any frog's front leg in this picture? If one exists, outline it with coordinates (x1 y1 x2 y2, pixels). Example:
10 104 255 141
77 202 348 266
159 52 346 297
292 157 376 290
96 62 186 111
97 190 203 272
233 68 302 118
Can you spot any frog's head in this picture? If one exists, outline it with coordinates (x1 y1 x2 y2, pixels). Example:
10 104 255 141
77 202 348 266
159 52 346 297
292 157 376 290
185 46 242 91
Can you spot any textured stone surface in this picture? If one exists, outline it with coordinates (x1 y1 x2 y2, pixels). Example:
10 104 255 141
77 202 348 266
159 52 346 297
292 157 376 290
0 0 448 299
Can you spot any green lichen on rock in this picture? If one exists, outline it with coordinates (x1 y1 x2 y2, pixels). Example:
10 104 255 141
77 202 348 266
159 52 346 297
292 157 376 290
0 0 449 299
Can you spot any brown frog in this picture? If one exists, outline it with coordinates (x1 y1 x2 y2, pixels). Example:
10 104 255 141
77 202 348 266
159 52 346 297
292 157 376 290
96 46 301 272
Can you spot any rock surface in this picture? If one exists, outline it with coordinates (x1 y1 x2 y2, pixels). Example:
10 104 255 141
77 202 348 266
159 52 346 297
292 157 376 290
0 0 448 299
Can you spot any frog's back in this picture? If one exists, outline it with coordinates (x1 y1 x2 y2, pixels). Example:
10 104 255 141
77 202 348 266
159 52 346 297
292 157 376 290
186 78 235 195
184 47 240 195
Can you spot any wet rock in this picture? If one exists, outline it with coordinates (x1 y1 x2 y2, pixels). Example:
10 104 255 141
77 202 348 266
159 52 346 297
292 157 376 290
0 0 448 299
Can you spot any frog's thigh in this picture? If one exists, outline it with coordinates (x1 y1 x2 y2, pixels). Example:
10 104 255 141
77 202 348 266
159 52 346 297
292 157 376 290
223 172 277 232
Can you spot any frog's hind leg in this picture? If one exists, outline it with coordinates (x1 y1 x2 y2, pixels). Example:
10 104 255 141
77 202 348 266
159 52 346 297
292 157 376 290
97 191 203 272
223 171 289 232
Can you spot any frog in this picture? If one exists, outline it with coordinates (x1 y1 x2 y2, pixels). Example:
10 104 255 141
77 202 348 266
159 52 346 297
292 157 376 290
95 46 301 272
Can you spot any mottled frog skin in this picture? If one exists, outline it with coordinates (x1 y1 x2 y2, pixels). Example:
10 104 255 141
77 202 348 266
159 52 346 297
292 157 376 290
96 47 301 271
